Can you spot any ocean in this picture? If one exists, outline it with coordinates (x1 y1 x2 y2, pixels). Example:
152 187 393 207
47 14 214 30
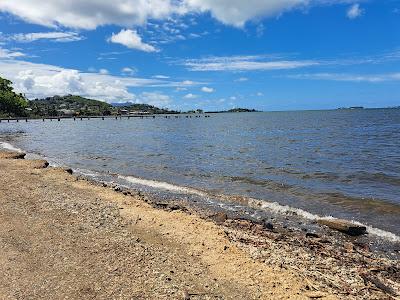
1 109 400 241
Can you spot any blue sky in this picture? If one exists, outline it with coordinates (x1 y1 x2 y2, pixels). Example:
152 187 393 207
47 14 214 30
0 0 399 111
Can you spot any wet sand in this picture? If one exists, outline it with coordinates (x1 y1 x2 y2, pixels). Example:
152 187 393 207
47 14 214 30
0 151 398 299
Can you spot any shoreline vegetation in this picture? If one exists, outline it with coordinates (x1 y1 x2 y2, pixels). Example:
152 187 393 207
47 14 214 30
0 150 399 299
0 76 258 119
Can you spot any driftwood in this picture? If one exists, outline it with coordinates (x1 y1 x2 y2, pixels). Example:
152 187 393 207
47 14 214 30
360 272 398 297
317 219 366 236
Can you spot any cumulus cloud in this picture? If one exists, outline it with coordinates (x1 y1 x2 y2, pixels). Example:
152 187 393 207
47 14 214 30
235 77 249 82
183 93 198 99
0 0 356 30
183 0 309 27
347 3 363 19
0 0 177 30
108 29 157 52
8 31 83 42
0 59 166 101
136 92 171 107
184 55 318 71
201 86 214 93
121 67 137 75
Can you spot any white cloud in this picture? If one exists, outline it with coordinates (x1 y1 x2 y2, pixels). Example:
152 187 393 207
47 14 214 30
347 4 363 19
201 86 214 93
0 47 25 58
183 93 198 99
176 87 187 91
0 0 357 30
121 67 137 75
183 0 307 27
181 80 196 85
184 55 318 72
0 0 178 30
0 59 167 101
256 92 264 96
136 92 171 107
8 32 83 42
108 29 157 52
288 73 400 82
235 77 249 82
153 75 170 79
99 68 109 75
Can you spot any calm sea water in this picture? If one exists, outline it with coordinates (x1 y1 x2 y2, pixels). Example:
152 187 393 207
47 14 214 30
1 109 400 237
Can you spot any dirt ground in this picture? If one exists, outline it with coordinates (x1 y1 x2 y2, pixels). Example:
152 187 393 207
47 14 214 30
0 152 333 299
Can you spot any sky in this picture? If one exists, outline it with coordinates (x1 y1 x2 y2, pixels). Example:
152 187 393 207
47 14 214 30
0 0 399 111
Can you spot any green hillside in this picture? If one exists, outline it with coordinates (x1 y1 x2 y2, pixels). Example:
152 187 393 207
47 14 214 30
29 95 113 117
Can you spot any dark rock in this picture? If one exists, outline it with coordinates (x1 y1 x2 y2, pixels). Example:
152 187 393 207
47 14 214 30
306 232 319 238
31 159 49 169
168 204 181 211
263 222 274 230
0 151 26 159
63 168 73 174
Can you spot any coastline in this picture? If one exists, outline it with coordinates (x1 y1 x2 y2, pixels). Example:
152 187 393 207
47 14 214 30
0 151 399 299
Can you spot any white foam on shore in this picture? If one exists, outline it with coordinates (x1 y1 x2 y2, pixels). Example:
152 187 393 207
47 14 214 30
118 174 400 242
249 198 400 242
248 198 321 220
0 141 23 153
118 175 207 197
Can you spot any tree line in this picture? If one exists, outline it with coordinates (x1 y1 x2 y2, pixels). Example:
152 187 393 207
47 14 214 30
0 76 28 117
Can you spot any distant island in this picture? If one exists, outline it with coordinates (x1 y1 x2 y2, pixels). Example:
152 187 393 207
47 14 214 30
337 106 364 110
205 108 259 113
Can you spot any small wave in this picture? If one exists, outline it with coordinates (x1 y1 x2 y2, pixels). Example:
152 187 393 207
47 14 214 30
117 174 400 242
0 141 23 153
118 175 207 197
248 198 321 220
346 171 400 186
248 199 400 242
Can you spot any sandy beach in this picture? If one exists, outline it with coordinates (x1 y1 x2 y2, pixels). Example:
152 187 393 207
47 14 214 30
0 151 398 299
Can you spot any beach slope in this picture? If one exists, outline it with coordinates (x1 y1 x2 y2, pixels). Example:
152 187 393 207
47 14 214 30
0 152 326 299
